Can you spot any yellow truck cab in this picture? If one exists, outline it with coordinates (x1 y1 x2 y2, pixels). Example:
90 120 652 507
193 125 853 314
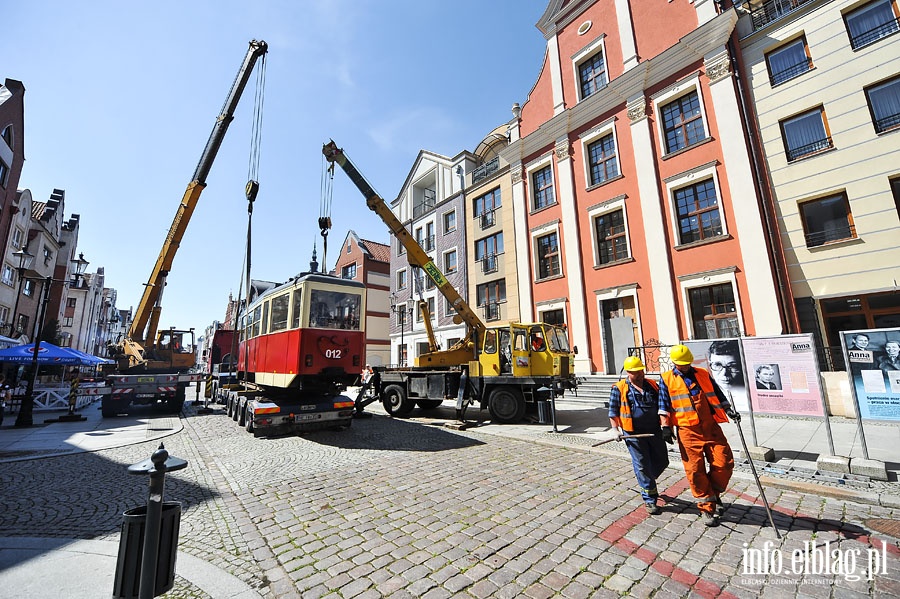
479 323 575 380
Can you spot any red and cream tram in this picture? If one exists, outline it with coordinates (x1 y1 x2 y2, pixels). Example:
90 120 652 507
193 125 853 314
238 272 366 394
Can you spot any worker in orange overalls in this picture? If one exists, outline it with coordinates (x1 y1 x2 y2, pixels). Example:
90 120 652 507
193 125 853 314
660 344 741 527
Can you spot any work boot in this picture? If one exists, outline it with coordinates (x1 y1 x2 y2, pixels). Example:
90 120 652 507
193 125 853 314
645 502 661 515
700 511 719 527
715 497 726 517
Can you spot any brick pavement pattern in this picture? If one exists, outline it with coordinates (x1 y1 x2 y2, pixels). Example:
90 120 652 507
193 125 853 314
0 402 898 598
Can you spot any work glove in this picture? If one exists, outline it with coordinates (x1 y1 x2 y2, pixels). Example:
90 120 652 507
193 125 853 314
661 426 675 445
726 409 741 423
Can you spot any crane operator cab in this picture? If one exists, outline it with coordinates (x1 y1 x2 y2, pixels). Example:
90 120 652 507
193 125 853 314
153 329 196 371
478 323 575 381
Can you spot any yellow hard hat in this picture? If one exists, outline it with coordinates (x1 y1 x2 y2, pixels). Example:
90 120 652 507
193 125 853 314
669 344 694 365
623 356 645 372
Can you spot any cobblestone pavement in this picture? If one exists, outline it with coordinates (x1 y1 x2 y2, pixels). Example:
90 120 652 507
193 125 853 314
1 400 899 598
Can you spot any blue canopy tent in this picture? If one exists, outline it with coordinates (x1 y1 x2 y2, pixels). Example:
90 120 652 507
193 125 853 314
60 347 114 365
0 342 90 365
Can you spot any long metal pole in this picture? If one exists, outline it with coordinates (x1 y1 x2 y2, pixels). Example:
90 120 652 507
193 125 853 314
15 277 50 427
139 445 170 599
734 419 781 539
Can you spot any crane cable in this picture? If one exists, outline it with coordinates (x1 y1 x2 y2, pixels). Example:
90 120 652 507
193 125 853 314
319 153 334 273
239 52 267 387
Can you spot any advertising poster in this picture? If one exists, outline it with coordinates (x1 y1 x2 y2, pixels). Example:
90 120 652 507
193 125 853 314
842 328 900 421
741 334 825 416
684 339 749 412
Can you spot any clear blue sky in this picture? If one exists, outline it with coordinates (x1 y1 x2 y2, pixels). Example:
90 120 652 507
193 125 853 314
3 1 548 336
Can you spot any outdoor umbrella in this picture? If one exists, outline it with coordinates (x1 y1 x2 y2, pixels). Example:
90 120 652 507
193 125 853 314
0 342 90 365
61 347 114 365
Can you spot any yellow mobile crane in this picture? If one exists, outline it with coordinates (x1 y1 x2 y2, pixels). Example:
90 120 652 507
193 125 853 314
102 40 268 418
323 141 576 423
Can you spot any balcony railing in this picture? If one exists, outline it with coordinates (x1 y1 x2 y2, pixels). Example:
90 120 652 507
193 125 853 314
480 210 496 230
413 189 436 219
875 111 900 134
769 58 813 86
749 0 815 30
482 254 498 274
786 137 833 161
804 223 856 248
483 302 501 322
472 157 499 184
423 235 435 252
849 17 900 50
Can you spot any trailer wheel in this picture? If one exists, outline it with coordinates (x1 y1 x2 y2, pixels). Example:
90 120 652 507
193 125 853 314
238 405 246 427
232 399 241 422
488 387 525 423
245 412 254 433
416 399 443 410
226 396 233 418
382 384 415 417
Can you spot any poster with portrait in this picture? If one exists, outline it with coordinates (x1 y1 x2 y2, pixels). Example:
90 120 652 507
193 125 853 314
684 338 749 412
842 328 900 421
741 334 825 416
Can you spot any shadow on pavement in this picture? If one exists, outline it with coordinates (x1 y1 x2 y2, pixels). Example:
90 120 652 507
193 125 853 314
0 442 221 574
307 414 486 452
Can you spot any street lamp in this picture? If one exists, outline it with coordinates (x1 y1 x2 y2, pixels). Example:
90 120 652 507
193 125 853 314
14 253 90 427
8 247 34 337
390 293 411 367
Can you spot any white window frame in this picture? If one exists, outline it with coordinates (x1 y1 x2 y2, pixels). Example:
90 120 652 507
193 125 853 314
678 268 743 340
572 34 608 102
530 220 563 280
443 248 458 274
536 298 568 326
1 264 13 286
442 209 457 234
651 73 710 156
663 162 728 246
587 195 631 266
11 228 23 249
396 268 407 290
525 153 556 212
594 283 643 349
341 262 357 280
579 117 619 189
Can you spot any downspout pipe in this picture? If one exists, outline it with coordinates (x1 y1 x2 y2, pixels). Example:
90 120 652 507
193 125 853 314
722 11 799 334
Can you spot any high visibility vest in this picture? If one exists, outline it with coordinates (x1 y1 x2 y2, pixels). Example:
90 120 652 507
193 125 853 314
661 368 729 427
613 378 659 433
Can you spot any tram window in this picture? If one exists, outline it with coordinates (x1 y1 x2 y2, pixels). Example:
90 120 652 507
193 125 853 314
271 294 289 332
261 302 270 335
251 305 261 337
309 290 361 330
290 288 303 329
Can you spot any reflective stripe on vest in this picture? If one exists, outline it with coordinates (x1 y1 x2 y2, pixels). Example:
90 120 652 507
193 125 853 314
661 368 728 426
613 378 659 433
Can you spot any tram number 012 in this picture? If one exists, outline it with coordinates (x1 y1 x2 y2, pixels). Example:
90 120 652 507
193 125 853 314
325 349 343 359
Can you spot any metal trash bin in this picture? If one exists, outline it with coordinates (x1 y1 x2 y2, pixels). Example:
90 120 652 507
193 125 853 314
537 400 552 424
112 501 181 599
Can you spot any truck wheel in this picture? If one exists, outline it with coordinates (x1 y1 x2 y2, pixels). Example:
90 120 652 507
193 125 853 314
488 387 525 423
102 406 117 418
382 384 415 417
238 406 246 427
226 397 234 418
416 399 443 410
232 399 241 422
245 413 254 433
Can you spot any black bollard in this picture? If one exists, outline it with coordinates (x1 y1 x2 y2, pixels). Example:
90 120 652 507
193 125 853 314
125 443 187 599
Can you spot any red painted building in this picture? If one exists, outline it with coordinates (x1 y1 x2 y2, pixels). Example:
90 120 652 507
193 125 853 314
500 0 786 374
333 230 391 366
